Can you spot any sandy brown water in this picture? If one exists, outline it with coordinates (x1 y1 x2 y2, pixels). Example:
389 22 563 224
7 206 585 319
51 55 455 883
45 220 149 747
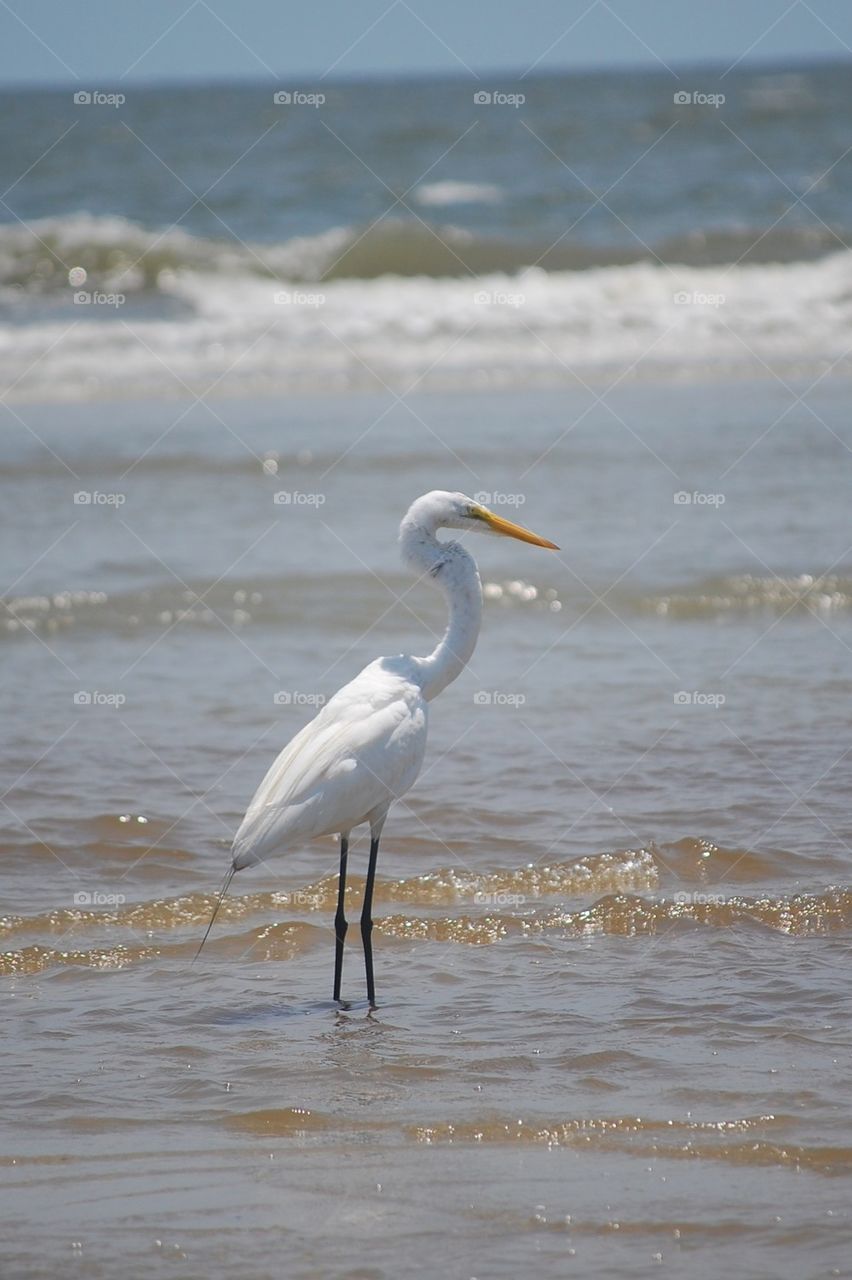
3 382 852 1278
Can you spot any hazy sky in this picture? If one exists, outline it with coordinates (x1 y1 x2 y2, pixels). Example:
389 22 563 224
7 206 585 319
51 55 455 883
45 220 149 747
1 0 850 86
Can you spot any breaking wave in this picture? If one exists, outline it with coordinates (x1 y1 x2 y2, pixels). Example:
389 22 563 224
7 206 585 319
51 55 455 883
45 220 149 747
2 214 852 399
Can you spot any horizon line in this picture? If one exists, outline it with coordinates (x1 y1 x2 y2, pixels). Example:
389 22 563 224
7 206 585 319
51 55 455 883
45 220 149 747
0 49 849 94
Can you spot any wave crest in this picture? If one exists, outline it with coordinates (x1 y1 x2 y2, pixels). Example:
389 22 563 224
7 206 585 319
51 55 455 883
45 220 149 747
2 215 852 397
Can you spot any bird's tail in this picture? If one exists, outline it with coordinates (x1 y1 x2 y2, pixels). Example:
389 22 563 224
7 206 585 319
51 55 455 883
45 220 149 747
193 863 236 962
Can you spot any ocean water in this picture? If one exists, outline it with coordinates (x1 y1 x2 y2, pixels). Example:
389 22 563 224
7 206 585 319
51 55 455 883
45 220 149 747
2 62 852 398
3 61 852 1280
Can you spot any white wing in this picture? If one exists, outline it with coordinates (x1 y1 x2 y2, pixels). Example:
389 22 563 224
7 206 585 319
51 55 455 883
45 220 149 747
232 656 428 868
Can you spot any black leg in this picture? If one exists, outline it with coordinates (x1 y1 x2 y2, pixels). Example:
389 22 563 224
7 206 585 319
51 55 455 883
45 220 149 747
333 835 349 1003
361 835 380 1007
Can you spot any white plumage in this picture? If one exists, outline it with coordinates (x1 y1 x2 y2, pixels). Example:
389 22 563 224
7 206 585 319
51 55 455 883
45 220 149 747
232 655 428 870
198 489 558 1005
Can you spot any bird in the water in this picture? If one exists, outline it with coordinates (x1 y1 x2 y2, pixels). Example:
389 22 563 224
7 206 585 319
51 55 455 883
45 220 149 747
196 491 558 1005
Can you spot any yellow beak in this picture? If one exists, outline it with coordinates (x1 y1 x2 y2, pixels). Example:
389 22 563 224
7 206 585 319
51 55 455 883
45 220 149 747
472 505 559 550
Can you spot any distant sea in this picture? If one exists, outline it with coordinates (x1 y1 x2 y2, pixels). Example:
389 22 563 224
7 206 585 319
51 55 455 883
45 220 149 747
1 60 851 399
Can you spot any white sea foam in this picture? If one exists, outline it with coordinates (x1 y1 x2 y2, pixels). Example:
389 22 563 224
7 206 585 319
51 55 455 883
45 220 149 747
1 215 851 400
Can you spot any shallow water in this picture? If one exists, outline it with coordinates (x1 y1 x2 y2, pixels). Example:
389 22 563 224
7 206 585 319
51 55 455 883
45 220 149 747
3 379 852 1277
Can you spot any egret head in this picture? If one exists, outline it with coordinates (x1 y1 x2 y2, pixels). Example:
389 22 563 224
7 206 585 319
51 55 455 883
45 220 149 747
401 490 559 550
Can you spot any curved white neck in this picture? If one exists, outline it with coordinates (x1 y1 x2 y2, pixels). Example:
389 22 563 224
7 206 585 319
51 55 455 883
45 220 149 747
400 518 482 702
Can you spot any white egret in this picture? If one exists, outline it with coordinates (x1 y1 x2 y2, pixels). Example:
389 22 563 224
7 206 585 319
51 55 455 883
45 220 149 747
197 491 558 1005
